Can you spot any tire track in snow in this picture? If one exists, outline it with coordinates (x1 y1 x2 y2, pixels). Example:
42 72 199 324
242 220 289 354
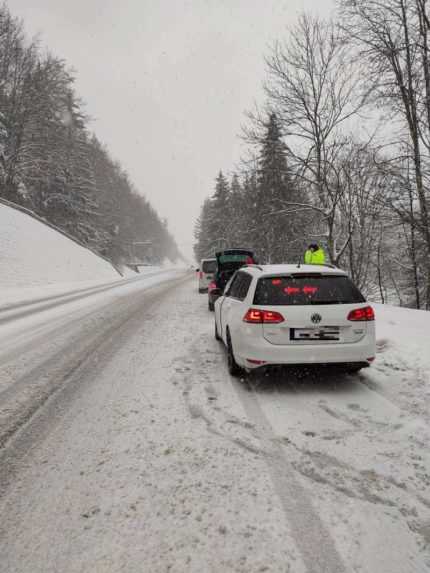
170 294 430 572
187 317 430 572
180 325 346 572
0 269 172 326
358 373 430 429
0 275 191 483
232 375 430 573
230 377 348 573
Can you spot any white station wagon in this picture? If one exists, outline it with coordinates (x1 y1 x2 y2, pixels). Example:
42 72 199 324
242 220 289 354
214 264 376 376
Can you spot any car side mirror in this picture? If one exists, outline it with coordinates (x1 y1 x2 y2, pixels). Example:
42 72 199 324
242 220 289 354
195 268 200 272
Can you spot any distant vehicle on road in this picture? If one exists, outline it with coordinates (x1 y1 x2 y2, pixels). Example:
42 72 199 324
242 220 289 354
208 249 255 311
214 264 376 376
198 258 217 293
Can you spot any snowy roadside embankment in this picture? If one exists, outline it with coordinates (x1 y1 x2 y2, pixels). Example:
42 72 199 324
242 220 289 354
0 201 131 307
374 302 430 370
365 303 430 422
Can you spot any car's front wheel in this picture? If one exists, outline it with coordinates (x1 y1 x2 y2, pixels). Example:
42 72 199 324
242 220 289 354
227 331 244 377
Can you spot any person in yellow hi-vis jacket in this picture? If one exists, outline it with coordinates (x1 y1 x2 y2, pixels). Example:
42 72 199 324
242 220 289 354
304 243 326 265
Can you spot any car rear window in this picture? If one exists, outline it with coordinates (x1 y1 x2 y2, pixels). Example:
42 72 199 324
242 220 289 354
253 275 366 306
202 260 217 273
227 272 252 300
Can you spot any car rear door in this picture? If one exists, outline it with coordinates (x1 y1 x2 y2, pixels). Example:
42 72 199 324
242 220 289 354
220 272 252 341
202 259 216 288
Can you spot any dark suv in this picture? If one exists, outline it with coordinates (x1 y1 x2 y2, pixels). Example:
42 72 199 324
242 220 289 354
208 249 255 311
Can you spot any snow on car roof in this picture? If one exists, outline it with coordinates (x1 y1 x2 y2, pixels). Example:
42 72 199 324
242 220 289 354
244 264 347 276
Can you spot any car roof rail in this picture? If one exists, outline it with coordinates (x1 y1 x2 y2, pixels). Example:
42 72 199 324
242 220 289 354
296 261 338 269
243 264 263 271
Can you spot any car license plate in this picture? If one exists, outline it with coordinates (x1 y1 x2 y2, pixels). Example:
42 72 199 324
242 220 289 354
291 327 340 341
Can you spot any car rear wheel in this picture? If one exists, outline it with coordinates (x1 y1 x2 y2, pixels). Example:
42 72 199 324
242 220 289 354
227 331 244 377
346 365 363 374
215 321 221 341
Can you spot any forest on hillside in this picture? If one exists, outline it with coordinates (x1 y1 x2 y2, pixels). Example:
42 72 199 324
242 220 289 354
194 1 430 310
0 3 180 265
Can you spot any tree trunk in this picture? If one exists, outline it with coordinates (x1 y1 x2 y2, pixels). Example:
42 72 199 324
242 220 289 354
400 0 430 308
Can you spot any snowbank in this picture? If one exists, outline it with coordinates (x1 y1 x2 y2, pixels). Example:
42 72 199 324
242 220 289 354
366 302 430 428
0 202 121 305
374 303 430 372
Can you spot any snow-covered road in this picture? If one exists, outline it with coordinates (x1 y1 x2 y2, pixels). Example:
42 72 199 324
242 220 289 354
0 275 429 572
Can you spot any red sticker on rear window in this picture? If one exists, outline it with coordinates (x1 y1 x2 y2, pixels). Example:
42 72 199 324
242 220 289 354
272 279 282 285
303 286 318 294
284 287 300 295
282 286 318 295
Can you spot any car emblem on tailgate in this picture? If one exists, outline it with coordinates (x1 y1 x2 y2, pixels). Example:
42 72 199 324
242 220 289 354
311 313 322 324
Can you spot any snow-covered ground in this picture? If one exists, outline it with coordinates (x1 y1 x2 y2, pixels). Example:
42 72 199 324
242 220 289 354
0 202 119 287
0 271 429 572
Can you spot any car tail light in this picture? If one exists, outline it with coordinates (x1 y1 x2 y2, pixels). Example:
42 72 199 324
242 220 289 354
263 310 285 323
347 306 375 321
243 308 285 324
208 281 217 292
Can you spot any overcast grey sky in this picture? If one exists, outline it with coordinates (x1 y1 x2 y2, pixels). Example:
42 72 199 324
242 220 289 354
11 0 334 260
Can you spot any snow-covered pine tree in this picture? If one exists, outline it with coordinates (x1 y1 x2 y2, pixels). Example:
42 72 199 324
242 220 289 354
228 173 248 248
194 198 216 261
207 171 230 252
254 112 304 263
